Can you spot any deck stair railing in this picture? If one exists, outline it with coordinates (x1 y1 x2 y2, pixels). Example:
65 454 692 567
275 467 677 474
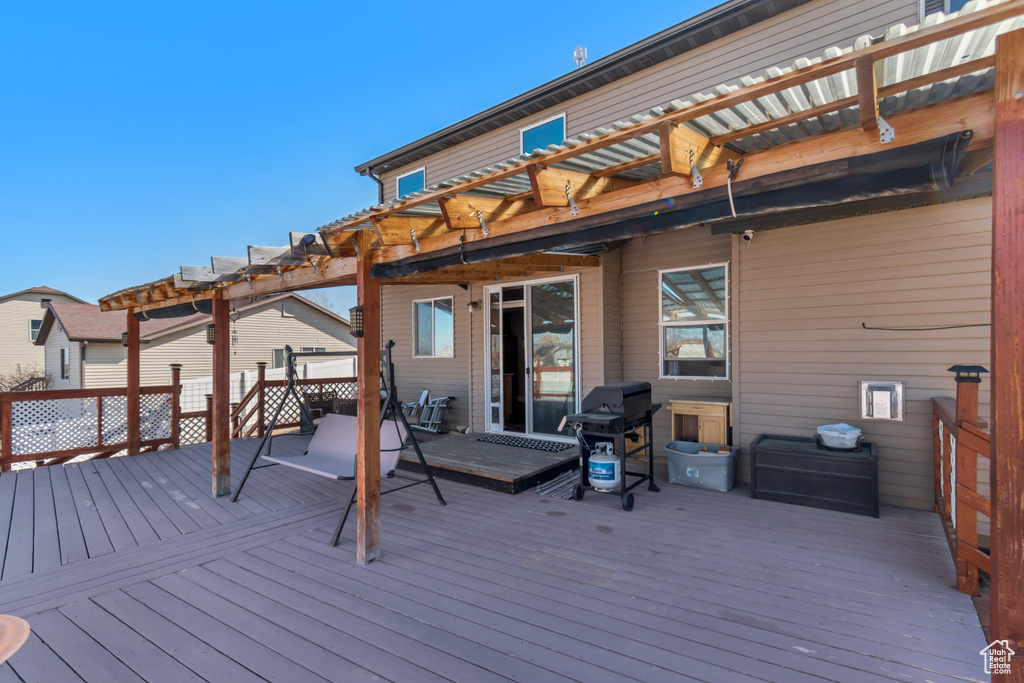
931 365 990 602
9 376 47 392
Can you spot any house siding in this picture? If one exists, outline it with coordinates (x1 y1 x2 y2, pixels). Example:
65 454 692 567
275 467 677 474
735 198 992 510
76 299 356 388
0 292 79 378
379 0 917 199
42 325 82 389
616 226 735 455
381 284 473 430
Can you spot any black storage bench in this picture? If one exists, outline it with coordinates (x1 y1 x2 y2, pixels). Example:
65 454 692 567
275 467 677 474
750 434 879 518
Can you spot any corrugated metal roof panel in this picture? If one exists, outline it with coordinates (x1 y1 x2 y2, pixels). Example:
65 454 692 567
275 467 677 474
327 0 1019 229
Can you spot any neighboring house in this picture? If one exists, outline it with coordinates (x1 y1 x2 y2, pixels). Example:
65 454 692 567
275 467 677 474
35 293 355 389
0 286 85 380
357 0 992 510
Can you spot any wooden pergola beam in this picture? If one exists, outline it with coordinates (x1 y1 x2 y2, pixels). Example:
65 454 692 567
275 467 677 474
526 165 635 207
855 56 879 131
372 215 446 246
437 194 536 231
990 25 1024 655
659 122 737 176
372 91 993 264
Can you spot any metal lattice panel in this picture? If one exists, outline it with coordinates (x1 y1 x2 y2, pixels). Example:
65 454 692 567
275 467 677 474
9 398 98 456
140 394 172 441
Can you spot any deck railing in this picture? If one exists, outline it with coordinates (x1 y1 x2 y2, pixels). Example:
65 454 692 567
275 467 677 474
931 370 990 601
0 362 358 469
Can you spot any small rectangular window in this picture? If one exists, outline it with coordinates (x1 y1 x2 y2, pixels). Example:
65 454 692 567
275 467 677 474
282 300 294 317
273 349 286 368
60 347 70 380
659 264 729 379
521 114 566 154
300 347 326 354
413 297 454 358
397 168 425 198
29 319 42 342
40 298 51 308
924 0 967 16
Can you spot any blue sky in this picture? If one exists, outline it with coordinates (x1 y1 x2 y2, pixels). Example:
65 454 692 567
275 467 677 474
1 1 717 313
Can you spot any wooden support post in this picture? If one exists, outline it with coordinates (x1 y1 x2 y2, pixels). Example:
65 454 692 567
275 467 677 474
126 310 141 456
355 229 382 565
991 27 1024 661
855 56 879 131
211 296 231 497
256 362 267 438
1 397 11 472
170 364 182 450
954 373 981 596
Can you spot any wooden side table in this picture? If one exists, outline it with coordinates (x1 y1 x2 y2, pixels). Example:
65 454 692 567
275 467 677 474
669 399 732 445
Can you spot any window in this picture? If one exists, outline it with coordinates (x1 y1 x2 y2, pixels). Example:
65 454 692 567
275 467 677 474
40 298 51 308
60 347 70 380
923 0 968 16
397 167 425 198
413 297 454 358
301 347 326 354
282 300 294 317
521 114 566 154
273 349 286 368
659 264 728 379
29 319 42 342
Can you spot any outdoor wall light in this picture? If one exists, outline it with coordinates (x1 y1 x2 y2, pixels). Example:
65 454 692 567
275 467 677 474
349 305 364 338
121 332 129 347
206 323 216 345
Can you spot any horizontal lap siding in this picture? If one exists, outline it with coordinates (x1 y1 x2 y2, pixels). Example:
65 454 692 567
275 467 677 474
381 285 471 429
43 326 80 389
380 0 917 198
603 250 623 384
736 199 992 510
2 294 79 376
618 226 734 453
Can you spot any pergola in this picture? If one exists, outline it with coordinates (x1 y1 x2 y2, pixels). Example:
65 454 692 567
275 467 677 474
100 2 1024 653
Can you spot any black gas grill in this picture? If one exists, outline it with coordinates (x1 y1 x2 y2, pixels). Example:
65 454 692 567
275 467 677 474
564 382 661 511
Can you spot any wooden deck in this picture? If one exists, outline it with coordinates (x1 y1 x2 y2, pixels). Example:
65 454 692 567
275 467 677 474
406 432 576 493
0 437 988 682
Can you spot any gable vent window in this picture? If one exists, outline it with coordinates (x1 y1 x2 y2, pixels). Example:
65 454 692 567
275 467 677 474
521 114 566 154
40 298 51 308
397 168 425 198
282 300 294 317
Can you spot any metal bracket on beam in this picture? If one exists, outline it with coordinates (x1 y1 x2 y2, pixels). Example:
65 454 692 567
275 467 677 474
476 210 489 238
276 266 284 283
311 257 320 276
245 274 254 290
878 116 895 144
565 183 579 217
352 235 360 259
690 150 703 189
410 229 421 253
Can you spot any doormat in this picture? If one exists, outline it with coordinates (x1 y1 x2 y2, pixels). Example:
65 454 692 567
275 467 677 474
477 435 574 452
535 469 580 499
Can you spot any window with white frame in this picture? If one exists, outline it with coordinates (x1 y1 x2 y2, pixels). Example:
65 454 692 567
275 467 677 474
282 300 294 317
397 167 425 198
273 348 286 368
413 297 454 358
29 319 42 342
520 114 566 154
659 264 729 379
60 347 70 380
301 347 326 354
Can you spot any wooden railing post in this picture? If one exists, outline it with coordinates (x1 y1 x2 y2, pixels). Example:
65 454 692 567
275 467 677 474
204 394 214 443
126 310 141 456
355 229 382 565
256 362 267 438
170 364 182 450
211 296 231 497
231 403 239 436
950 365 983 596
1 396 11 472
932 413 942 514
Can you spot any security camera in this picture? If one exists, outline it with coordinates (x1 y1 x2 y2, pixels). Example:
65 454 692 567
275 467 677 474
742 229 754 242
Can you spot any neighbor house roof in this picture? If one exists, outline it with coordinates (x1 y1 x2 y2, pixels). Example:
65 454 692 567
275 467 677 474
354 0 814 176
35 293 349 345
0 286 86 305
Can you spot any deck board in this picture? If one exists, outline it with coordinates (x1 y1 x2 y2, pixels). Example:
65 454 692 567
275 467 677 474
0 438 989 683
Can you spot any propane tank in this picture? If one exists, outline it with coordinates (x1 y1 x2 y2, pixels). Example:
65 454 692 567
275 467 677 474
588 442 620 493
